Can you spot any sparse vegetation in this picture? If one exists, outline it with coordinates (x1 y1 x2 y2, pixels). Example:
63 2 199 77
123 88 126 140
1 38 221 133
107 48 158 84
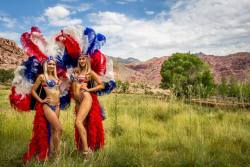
0 86 249 167
115 80 130 93
0 69 14 85
217 76 250 101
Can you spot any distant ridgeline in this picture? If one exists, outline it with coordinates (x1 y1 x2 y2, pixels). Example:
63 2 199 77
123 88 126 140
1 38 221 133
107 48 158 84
0 37 250 86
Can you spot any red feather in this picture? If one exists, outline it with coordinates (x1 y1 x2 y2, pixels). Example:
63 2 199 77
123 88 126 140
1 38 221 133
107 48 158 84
23 103 49 163
20 32 47 63
55 33 81 59
9 86 31 112
90 50 107 76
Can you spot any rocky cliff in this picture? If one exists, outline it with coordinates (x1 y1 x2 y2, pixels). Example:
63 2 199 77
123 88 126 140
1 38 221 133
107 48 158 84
0 38 26 69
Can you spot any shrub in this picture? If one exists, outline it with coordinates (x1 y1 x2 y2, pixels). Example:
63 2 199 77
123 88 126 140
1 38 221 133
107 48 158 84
0 69 14 84
160 53 214 98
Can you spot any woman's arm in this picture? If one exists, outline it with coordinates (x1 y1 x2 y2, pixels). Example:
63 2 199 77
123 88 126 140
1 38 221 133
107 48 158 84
31 75 44 103
31 75 50 104
84 71 104 92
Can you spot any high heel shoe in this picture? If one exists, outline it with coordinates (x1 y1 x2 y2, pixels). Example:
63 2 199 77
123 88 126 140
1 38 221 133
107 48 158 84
82 148 93 160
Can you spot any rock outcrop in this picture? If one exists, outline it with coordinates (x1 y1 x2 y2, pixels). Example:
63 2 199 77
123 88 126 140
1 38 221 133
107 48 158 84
125 53 250 86
0 38 26 69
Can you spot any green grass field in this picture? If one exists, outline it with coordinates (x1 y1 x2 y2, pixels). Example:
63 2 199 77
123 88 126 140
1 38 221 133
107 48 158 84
0 87 250 167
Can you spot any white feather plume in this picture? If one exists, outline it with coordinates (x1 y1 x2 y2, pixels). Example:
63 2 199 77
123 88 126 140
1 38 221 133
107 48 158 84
63 25 87 53
12 66 33 97
101 57 115 82
46 37 65 57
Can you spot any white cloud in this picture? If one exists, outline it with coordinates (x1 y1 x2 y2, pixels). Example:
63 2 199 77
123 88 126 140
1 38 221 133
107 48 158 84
88 0 250 60
0 31 19 41
44 5 82 26
49 17 82 26
56 3 91 13
44 6 70 20
21 16 47 28
145 11 154 15
0 12 17 28
77 3 92 12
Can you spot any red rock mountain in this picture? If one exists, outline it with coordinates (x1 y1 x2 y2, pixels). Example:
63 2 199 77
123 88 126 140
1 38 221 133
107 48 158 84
123 56 169 86
0 37 249 86
200 53 250 84
0 38 26 69
126 52 250 86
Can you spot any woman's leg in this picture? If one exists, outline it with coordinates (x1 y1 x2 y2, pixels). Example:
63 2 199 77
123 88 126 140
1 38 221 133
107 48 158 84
48 107 60 156
75 93 92 152
43 105 63 156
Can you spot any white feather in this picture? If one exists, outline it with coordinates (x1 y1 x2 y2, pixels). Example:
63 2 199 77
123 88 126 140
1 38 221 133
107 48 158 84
101 57 115 81
45 37 65 57
30 32 47 54
59 78 71 97
59 67 74 96
12 66 33 97
63 25 87 53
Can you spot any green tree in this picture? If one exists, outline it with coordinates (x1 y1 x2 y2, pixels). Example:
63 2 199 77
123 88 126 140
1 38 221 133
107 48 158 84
0 69 14 84
228 76 240 98
160 53 214 97
115 80 130 93
241 84 250 101
217 77 228 98
116 80 122 89
121 81 130 93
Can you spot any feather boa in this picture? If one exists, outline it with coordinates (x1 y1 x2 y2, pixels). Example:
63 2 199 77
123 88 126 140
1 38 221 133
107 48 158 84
22 103 49 163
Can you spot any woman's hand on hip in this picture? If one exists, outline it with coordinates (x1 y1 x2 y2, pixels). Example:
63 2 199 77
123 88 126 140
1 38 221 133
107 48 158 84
42 97 51 104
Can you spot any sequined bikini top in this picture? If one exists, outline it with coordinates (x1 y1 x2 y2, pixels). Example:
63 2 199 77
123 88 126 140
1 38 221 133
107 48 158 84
70 72 89 83
42 79 59 88
76 75 88 83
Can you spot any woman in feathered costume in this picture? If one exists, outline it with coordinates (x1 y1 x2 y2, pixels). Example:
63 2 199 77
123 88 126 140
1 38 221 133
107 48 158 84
10 27 64 163
72 53 104 158
30 56 63 157
71 28 117 157
55 26 116 156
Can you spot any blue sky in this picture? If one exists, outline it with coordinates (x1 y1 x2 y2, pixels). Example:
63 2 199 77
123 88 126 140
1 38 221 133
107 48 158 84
0 0 250 60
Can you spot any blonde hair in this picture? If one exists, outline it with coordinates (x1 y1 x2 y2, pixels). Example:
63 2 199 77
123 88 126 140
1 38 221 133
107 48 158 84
43 60 58 80
77 54 91 74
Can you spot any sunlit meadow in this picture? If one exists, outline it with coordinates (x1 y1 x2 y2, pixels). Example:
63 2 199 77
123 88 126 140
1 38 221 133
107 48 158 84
0 86 249 167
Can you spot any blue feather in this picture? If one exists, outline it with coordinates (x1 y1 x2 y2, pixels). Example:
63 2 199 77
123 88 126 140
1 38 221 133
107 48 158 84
56 49 78 70
84 27 96 55
97 80 116 96
60 92 71 110
89 33 106 55
22 56 42 83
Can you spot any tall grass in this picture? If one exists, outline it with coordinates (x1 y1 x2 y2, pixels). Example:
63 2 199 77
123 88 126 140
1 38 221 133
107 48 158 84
0 88 249 167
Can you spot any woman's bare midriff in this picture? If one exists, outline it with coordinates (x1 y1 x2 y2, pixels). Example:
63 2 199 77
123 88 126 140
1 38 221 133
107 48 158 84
74 82 92 102
44 87 60 105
